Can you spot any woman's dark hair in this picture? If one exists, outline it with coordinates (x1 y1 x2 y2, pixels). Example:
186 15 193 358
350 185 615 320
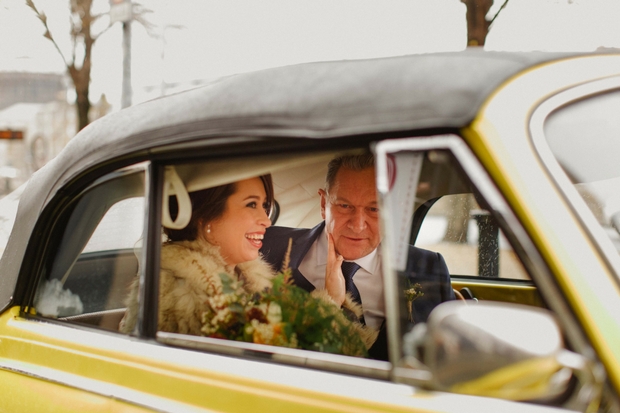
165 174 274 242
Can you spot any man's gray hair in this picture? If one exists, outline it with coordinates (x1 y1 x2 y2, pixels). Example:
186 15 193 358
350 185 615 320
325 153 375 192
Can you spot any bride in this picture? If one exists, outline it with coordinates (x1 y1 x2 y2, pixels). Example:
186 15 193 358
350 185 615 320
120 172 376 356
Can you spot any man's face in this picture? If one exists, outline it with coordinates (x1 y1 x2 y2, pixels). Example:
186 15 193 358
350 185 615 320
319 166 380 260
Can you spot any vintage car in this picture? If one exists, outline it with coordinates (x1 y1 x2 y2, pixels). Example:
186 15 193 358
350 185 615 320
1 48 619 412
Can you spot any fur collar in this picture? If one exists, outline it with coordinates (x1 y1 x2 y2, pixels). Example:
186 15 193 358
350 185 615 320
160 239 275 293
120 239 275 335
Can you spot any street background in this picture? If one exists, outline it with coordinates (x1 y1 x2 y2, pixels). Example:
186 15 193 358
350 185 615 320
1 0 619 194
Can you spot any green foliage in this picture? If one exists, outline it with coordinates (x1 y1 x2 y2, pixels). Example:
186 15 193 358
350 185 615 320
201 270 367 357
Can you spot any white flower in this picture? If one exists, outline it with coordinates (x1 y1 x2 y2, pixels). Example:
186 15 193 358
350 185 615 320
257 302 268 315
251 319 275 344
211 307 231 325
267 302 282 324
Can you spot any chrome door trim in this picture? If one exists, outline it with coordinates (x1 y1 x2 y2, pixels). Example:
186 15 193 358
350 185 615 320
158 331 391 379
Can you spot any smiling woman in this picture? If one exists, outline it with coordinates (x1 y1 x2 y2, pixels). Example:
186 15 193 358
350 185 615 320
202 177 273 266
119 172 277 335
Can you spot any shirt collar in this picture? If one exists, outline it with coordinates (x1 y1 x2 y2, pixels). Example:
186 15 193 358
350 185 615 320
317 227 380 274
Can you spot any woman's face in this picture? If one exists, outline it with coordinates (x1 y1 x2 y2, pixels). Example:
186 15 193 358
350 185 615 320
206 177 272 266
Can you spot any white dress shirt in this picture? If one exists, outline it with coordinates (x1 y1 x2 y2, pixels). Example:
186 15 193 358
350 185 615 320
298 227 385 330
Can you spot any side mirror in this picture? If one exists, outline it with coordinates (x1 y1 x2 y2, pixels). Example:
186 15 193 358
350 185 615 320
402 301 603 410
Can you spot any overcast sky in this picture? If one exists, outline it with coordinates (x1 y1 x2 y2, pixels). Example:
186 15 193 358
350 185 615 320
1 0 619 110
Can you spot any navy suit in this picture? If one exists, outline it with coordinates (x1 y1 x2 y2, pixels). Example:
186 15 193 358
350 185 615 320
260 222 455 361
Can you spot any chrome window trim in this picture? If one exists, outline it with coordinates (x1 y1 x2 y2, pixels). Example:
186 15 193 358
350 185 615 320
374 134 588 375
529 76 620 282
62 161 150 198
158 331 391 379
135 160 161 338
54 160 149 203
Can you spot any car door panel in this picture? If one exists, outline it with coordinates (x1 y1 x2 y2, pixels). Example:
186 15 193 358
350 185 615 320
1 306 575 413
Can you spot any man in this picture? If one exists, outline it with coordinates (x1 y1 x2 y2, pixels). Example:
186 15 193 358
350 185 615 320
260 153 455 360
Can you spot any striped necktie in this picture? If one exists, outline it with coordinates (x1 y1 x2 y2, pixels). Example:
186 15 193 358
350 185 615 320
341 261 362 305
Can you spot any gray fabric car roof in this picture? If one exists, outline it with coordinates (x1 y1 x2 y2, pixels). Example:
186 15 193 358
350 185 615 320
0 49 580 306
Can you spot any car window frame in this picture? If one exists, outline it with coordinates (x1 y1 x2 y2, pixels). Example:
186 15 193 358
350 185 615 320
18 162 149 316
373 134 590 373
15 141 394 379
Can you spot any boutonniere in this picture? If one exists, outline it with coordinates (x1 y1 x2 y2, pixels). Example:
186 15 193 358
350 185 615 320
404 281 424 322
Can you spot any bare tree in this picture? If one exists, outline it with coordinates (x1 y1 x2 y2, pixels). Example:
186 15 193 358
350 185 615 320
461 0 510 46
25 1 154 131
439 1 511 244
442 194 474 243
461 0 493 46
26 0 107 131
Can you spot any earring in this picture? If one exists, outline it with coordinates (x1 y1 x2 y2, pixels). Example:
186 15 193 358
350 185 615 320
207 224 211 234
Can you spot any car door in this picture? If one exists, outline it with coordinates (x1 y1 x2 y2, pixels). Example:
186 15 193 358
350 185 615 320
373 131 620 412
4 140 588 413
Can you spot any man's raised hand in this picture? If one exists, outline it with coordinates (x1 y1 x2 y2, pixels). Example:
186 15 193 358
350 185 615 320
325 233 346 306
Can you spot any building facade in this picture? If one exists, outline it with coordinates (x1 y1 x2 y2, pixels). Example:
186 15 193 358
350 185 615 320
0 72 66 111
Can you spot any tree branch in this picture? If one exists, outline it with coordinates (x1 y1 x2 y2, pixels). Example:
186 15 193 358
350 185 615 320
25 0 69 66
92 23 113 42
489 0 510 27
132 3 158 38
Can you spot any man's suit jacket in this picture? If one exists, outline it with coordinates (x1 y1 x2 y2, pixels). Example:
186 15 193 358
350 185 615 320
260 222 455 361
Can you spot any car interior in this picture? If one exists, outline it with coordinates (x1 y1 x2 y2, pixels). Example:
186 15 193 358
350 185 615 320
34 146 543 357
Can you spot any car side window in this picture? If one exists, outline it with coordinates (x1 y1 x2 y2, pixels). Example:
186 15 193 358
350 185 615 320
378 144 542 329
33 167 145 332
416 194 530 280
382 148 530 283
136 153 385 363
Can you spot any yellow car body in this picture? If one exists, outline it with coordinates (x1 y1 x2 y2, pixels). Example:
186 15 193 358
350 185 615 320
1 50 619 412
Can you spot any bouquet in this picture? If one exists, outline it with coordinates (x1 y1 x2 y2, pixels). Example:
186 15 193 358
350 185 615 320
200 270 368 357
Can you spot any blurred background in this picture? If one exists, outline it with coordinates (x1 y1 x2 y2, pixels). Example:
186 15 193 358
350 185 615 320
1 0 619 195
